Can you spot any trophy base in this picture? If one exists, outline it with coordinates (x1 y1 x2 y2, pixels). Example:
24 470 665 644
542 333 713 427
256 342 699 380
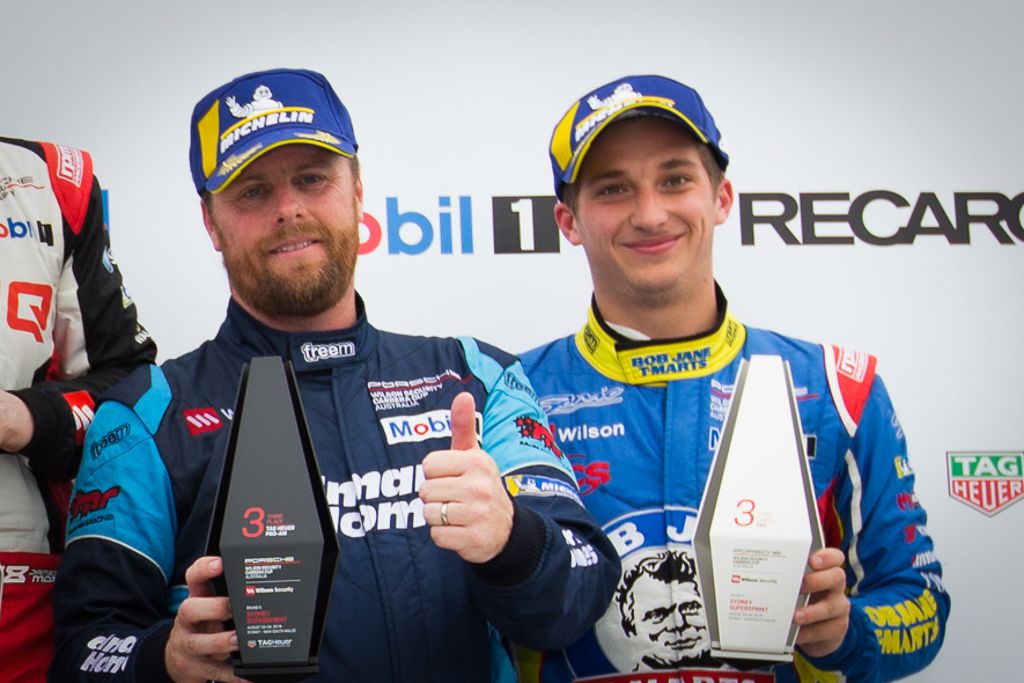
234 662 319 682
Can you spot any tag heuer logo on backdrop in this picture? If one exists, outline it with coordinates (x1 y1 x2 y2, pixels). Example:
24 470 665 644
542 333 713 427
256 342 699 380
947 451 1024 516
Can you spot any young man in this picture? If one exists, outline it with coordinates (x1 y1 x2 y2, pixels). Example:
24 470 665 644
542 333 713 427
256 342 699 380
0 137 156 682
49 68 619 682
519 75 949 682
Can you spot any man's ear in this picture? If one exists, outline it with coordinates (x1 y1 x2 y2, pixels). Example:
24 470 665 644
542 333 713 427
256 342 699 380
201 198 223 252
554 201 582 246
354 175 364 219
715 177 735 226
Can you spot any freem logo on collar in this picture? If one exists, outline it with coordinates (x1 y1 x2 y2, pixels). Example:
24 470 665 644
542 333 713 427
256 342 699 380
301 341 356 364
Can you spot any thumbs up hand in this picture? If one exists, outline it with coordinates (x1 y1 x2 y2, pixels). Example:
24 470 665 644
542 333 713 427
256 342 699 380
419 392 514 563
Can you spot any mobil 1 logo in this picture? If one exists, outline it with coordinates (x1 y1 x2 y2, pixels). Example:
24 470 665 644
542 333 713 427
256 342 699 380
492 196 560 254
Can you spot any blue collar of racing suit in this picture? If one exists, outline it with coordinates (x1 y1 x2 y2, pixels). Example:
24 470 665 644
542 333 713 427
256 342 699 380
218 293 378 374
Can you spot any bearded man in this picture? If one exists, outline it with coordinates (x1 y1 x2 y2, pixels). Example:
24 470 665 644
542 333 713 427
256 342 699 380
50 68 618 683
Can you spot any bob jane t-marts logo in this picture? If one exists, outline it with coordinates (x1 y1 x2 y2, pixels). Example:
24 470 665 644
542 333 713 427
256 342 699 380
947 451 1024 516
631 348 711 378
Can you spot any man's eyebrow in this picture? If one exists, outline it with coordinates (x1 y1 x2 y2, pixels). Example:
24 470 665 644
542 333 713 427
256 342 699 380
583 157 699 184
660 158 700 171
237 160 336 183
582 168 627 185
295 159 336 172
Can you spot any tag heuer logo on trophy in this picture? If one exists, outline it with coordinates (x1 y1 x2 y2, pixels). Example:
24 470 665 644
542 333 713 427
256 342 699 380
947 451 1024 516
693 355 824 667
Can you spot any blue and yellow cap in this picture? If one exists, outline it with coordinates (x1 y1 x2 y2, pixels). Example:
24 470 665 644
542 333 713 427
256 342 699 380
189 68 358 194
549 75 728 199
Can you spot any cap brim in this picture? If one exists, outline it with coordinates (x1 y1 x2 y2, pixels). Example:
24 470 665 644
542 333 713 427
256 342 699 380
564 103 710 188
205 128 355 194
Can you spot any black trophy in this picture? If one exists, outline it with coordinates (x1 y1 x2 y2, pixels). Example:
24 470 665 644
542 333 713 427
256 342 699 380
208 356 338 681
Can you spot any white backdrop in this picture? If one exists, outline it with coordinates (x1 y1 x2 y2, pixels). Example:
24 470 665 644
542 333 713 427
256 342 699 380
6 1 1022 679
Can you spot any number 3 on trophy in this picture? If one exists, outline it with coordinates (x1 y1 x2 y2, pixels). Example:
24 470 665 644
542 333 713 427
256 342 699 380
242 505 267 537
734 499 756 527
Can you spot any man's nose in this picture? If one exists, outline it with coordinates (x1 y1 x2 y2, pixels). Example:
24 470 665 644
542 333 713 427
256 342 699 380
630 185 669 229
274 185 306 225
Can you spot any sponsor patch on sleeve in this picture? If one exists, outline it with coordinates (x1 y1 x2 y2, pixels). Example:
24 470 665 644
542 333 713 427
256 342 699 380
504 473 583 506
823 344 877 435
63 390 96 446
40 142 93 235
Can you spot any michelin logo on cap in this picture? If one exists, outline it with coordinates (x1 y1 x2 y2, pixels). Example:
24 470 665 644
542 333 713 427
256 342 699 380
218 84 316 155
574 83 675 144
227 85 283 118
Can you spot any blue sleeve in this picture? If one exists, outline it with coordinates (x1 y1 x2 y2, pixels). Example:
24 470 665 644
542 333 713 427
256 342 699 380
806 376 950 681
50 366 182 682
457 338 620 650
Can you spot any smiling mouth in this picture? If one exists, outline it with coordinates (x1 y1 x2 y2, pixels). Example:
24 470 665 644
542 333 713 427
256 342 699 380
627 235 680 252
271 239 319 254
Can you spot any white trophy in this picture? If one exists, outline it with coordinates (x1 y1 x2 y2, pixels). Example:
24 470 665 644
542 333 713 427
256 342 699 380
693 354 824 666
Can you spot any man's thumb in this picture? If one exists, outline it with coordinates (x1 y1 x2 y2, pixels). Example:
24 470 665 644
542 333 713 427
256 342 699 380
449 392 479 451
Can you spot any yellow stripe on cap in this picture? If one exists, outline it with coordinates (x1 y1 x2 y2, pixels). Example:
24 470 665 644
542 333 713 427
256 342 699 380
196 100 221 184
550 101 580 174
568 99 710 185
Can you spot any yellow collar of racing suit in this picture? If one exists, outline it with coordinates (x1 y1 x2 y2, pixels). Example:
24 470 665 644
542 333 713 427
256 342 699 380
573 294 746 386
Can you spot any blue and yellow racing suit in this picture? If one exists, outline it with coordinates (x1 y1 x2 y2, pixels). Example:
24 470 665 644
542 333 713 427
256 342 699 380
518 289 948 682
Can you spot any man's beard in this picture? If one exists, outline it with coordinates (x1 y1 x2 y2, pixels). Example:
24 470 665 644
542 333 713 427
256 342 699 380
217 217 358 320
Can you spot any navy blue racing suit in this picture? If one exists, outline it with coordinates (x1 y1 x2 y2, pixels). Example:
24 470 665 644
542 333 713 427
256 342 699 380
517 288 949 683
51 297 619 682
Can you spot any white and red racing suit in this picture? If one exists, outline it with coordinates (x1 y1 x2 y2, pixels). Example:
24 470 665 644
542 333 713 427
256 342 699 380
0 137 156 682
